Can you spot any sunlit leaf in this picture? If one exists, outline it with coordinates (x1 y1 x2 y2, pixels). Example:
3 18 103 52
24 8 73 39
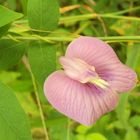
0 5 23 28
129 115 140 127
125 128 138 140
0 71 20 83
86 133 107 140
76 135 86 140
76 125 91 135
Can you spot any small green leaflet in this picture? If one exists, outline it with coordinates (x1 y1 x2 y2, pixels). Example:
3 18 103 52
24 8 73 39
0 40 26 70
27 0 60 30
0 24 10 38
0 5 23 28
28 41 56 86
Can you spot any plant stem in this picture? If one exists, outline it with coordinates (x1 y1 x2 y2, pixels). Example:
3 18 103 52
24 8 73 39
3 35 140 43
60 13 97 23
110 6 140 15
14 8 140 25
22 56 49 140
60 13 140 23
99 36 140 41
99 14 140 21
30 71 49 140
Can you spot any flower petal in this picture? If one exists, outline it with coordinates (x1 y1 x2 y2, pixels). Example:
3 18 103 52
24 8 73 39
66 36 120 69
44 71 119 126
65 36 137 92
98 64 137 92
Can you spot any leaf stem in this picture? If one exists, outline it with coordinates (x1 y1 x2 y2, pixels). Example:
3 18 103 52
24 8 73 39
60 13 140 23
99 14 140 21
30 71 49 140
14 7 140 25
3 35 140 43
110 6 140 15
22 56 49 140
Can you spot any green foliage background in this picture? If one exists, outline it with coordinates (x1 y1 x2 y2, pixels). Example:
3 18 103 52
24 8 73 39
0 0 140 140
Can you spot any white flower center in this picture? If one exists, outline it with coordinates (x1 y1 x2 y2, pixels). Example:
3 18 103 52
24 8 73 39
59 56 109 88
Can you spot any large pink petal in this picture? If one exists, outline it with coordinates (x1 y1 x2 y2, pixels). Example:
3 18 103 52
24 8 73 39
65 36 137 92
44 71 119 126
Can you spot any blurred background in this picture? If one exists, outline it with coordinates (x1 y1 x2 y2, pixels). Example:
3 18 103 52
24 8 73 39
0 0 140 140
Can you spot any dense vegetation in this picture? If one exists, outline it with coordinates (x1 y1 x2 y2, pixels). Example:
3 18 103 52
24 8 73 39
0 0 140 140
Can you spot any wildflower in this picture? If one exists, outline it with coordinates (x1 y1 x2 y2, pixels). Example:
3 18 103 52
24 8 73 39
44 36 137 125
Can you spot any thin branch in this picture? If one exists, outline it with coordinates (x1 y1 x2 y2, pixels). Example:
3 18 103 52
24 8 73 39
3 35 140 43
22 56 49 140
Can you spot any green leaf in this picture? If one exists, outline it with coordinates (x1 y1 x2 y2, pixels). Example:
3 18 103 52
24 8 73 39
111 20 140 35
126 43 140 77
76 125 91 135
131 97 140 113
105 130 121 140
16 91 40 117
0 24 10 38
124 127 138 140
7 0 17 10
28 41 56 86
0 81 32 140
116 43 139 130
0 71 21 84
21 0 28 15
86 133 107 140
126 43 140 68
129 115 140 127
76 135 86 140
0 5 23 28
116 94 130 128
0 40 26 70
27 0 60 30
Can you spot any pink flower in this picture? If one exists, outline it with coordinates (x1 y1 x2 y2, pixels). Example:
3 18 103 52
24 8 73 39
44 36 137 126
